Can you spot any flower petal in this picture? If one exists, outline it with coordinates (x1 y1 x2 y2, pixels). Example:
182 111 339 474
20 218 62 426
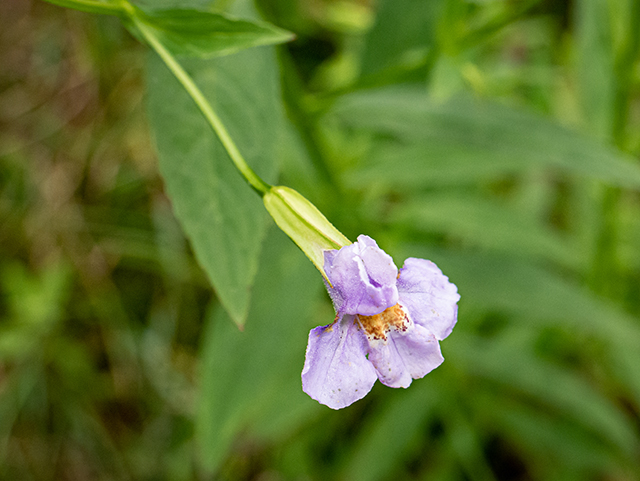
366 337 413 388
302 315 378 409
355 235 398 289
390 324 444 379
366 323 444 388
397 258 460 340
324 235 398 316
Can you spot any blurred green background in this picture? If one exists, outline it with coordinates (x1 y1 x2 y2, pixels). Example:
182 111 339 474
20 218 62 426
2 0 640 479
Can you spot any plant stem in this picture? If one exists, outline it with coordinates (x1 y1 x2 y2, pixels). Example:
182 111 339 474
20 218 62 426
130 9 272 196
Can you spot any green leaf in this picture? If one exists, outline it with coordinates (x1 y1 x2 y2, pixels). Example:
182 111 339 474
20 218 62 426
403 247 640 409
342 378 442 481
196 227 323 474
0 262 74 361
389 193 581 269
146 46 281 327
427 251 639 340
0 366 40 458
329 88 640 189
451 330 638 455
263 185 351 280
474 390 626 477
443 405 498 481
133 6 294 58
359 0 440 80
574 0 616 139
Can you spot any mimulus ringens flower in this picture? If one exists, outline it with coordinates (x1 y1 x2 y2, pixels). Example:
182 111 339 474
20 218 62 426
302 235 459 409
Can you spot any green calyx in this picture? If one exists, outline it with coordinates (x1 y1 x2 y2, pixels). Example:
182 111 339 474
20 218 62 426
263 186 350 281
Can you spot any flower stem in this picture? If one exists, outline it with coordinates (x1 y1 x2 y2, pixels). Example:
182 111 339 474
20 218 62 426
129 8 272 196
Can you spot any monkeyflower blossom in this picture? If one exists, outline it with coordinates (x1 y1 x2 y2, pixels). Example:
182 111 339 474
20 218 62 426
302 235 459 409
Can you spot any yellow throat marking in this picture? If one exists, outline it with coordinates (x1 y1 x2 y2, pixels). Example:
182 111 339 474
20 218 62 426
356 303 409 341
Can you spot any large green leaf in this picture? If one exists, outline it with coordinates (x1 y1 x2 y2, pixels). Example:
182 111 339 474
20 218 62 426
328 88 640 189
146 46 281 327
386 193 581 269
133 6 294 59
196 227 323 473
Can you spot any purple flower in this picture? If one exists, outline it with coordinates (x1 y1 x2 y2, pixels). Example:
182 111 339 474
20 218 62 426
302 235 460 409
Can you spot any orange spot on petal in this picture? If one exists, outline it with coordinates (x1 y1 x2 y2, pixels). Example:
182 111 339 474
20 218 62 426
356 304 409 341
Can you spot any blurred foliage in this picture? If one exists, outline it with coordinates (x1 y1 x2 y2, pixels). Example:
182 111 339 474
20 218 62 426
2 0 640 480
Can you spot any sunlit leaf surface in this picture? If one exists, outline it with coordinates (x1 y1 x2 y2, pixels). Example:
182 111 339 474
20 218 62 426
134 6 294 58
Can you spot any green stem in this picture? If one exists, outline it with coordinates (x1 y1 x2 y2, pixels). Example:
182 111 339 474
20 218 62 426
44 0 125 16
129 7 271 196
